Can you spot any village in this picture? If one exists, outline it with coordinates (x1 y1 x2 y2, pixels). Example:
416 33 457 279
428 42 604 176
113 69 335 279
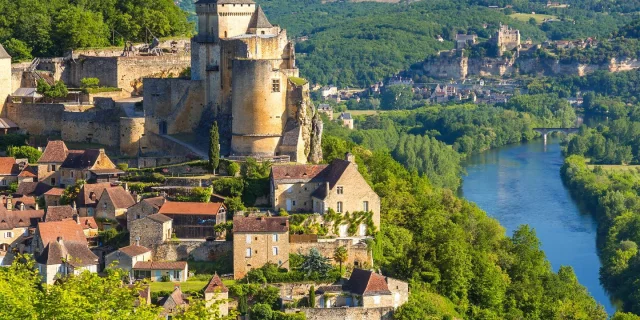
0 0 407 319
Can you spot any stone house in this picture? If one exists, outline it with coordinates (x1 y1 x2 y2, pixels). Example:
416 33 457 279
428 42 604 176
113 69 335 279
16 181 52 197
33 220 98 284
129 213 173 249
133 261 188 282
158 286 188 317
0 157 20 188
74 182 114 217
104 244 152 278
310 269 408 310
17 165 37 184
338 112 354 130
157 201 227 239
43 187 65 207
270 153 381 236
126 196 164 226
317 104 333 120
204 274 229 316
95 186 135 222
0 206 44 265
37 140 122 188
233 216 290 280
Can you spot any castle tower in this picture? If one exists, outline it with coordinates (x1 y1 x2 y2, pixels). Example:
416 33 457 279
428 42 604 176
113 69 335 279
0 44 11 110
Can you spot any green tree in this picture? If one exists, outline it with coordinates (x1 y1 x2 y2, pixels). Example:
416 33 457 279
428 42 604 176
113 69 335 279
209 122 220 174
2 38 32 62
309 286 316 308
381 85 413 110
80 77 100 89
333 246 348 274
7 146 42 163
300 248 332 278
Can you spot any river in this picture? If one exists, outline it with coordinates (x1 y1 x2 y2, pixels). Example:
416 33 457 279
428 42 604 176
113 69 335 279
460 137 615 314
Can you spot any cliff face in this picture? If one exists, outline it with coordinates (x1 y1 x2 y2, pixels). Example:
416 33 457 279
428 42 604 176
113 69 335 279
422 54 640 79
288 80 323 164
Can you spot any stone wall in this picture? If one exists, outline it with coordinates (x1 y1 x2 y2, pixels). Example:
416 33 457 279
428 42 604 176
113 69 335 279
291 239 372 269
272 282 334 299
119 117 145 156
1 57 12 108
143 78 206 135
61 110 120 146
116 55 190 94
6 103 65 135
294 307 395 320
154 240 231 261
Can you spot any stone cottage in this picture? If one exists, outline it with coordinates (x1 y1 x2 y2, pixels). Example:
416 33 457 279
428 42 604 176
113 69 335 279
0 157 20 188
270 153 380 236
128 213 173 249
104 244 152 278
0 206 44 265
204 274 229 316
233 216 290 279
157 201 227 239
95 186 136 222
126 196 165 225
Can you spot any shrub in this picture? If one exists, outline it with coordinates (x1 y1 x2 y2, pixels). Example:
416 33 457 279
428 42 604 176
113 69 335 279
80 77 100 88
227 162 240 176
116 163 129 171
7 145 42 163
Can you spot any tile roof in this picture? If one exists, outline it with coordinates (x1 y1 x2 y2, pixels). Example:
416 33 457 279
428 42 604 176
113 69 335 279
18 165 37 178
61 149 100 170
158 201 224 216
78 182 113 207
38 141 69 163
147 213 172 224
35 239 98 267
339 112 352 120
310 159 351 200
44 187 65 196
37 220 88 245
0 118 18 129
0 157 19 176
118 245 152 257
158 286 187 314
102 187 135 209
16 182 52 197
271 164 328 183
143 196 166 209
346 269 392 296
232 216 289 233
204 274 228 293
0 209 44 230
133 261 187 270
79 217 98 230
44 206 76 222
249 5 273 29
2 195 37 208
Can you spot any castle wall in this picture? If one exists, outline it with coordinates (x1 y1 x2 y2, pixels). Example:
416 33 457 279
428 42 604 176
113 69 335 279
217 4 255 39
142 78 205 135
61 110 120 146
0 57 12 109
230 59 287 156
116 55 190 94
153 240 231 262
119 117 146 156
67 57 119 88
6 103 65 135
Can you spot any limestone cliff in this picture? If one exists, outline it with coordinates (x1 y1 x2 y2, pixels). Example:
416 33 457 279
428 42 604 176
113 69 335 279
309 112 324 164
288 79 323 163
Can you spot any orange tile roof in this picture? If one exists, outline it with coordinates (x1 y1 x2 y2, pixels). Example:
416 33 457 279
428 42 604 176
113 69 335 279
118 245 151 257
103 187 135 209
37 220 88 245
0 157 19 176
18 165 37 178
233 216 289 233
133 261 187 270
38 141 69 163
158 201 224 216
204 274 228 293
44 188 65 196
271 164 328 182
79 217 98 230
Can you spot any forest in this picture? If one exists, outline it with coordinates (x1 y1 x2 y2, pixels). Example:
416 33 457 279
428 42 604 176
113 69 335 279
0 0 192 60
562 156 640 316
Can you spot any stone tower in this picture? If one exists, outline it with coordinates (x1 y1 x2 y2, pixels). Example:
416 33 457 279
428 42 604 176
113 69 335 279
191 0 321 163
494 24 521 56
0 44 11 110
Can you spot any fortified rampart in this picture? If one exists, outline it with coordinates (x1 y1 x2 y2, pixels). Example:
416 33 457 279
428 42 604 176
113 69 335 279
142 78 206 136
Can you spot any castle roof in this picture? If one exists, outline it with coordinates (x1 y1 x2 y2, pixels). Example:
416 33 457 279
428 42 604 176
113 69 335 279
0 44 10 59
249 5 273 29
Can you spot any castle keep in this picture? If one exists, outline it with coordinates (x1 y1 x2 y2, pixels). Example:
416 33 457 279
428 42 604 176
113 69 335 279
188 0 321 162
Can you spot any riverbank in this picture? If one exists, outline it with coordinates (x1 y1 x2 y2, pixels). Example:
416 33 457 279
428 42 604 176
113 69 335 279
461 138 616 314
561 155 640 315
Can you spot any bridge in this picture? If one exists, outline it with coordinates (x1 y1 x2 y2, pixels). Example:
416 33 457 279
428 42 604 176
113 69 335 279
533 128 580 144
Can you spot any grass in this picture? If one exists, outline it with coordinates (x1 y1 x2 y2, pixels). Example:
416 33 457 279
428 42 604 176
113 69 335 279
289 77 309 86
149 279 237 293
509 13 557 25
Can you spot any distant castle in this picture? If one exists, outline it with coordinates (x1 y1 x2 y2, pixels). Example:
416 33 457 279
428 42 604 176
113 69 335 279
493 23 521 55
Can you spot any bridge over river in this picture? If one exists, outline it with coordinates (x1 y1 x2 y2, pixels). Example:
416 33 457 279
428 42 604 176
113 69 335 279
533 127 580 144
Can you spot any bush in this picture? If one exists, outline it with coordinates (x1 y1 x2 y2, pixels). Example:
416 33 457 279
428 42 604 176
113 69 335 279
212 178 244 197
80 77 100 88
127 182 160 194
227 162 240 176
121 172 166 183
116 163 129 171
7 145 42 163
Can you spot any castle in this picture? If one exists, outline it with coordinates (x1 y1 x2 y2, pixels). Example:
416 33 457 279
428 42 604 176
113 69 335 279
0 45 10 108
493 23 521 55
145 0 322 163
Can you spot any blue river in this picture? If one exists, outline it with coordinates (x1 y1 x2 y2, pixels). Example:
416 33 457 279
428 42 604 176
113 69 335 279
460 138 615 314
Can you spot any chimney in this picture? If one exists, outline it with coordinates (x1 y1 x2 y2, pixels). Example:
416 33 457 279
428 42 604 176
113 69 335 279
19 203 25 211
345 152 355 163
56 236 63 244
124 183 129 192
72 201 77 211
6 195 12 211
135 236 140 246
35 202 39 210
73 214 80 224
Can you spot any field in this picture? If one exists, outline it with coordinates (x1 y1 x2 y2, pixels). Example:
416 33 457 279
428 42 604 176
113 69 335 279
587 164 640 172
149 279 236 293
509 13 558 25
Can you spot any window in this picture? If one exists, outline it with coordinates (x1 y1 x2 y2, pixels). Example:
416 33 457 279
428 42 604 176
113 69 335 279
337 201 343 213
51 178 56 185
246 235 252 244
136 214 141 219
4 232 12 238
173 270 180 280
272 246 279 256
363 201 369 212
337 186 344 195
51 165 56 171
272 79 280 92
71 171 74 178
272 234 279 242
1 180 5 186
292 201 296 206
245 248 252 257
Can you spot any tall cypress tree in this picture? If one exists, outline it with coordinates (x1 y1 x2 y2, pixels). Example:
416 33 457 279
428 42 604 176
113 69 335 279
209 121 220 174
